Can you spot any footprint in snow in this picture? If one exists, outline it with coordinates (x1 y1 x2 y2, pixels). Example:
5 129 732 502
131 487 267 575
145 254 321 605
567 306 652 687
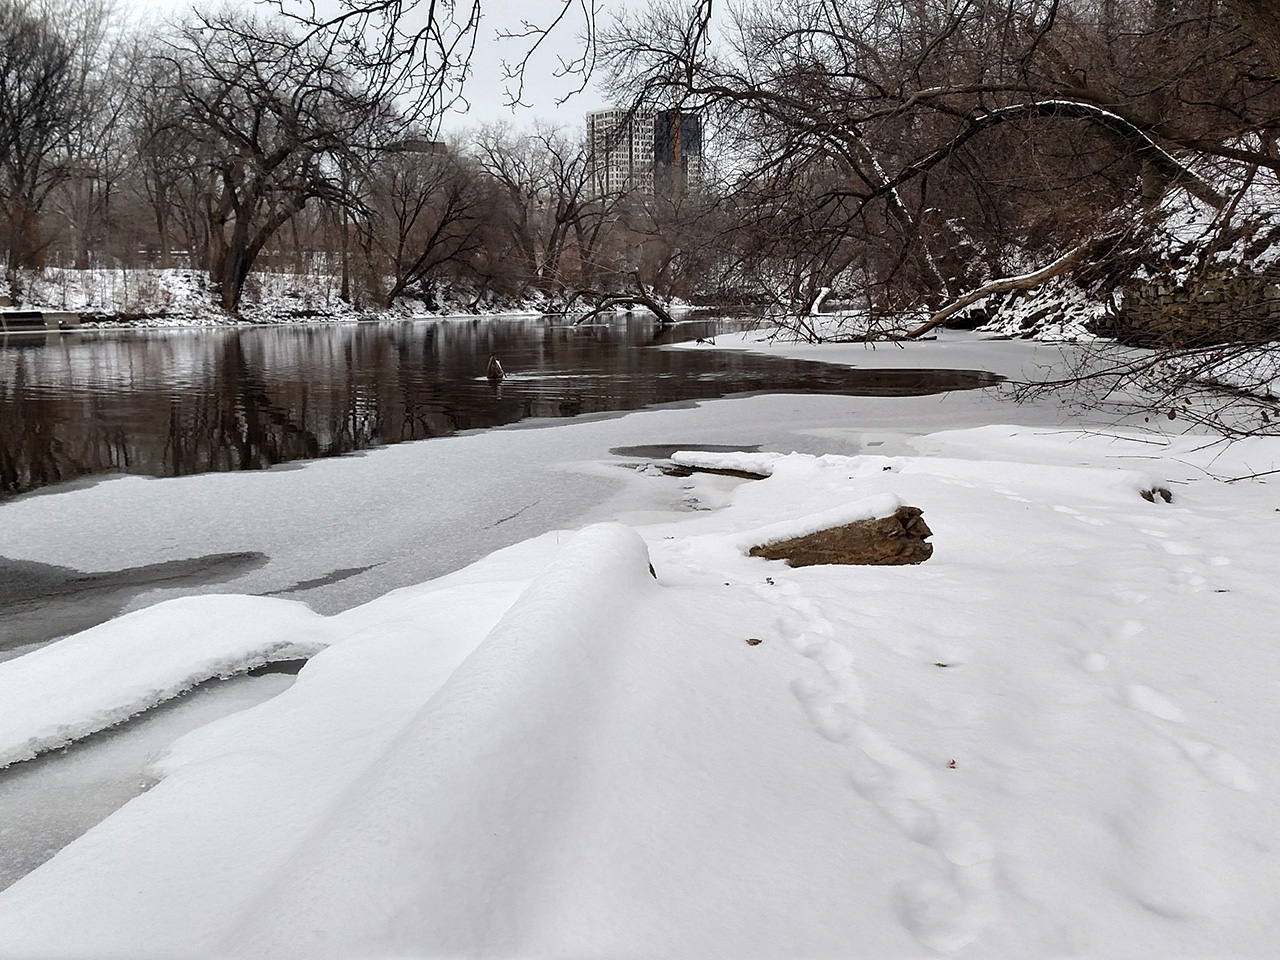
791 675 857 742
1077 651 1110 673
1178 739 1258 793
1111 747 1237 918
848 728 998 953
1123 684 1188 723
789 631 865 741
1109 620 1145 642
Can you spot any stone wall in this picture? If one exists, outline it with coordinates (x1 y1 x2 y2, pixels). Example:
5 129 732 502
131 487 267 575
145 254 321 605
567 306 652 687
1100 270 1280 347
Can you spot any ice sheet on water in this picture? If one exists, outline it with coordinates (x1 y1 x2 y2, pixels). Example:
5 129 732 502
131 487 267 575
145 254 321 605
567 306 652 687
0 595 328 768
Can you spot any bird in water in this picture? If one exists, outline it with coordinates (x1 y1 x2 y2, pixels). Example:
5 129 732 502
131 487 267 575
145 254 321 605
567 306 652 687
486 354 505 381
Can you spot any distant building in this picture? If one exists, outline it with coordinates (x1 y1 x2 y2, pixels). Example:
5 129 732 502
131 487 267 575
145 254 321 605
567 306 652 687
586 108 654 196
586 107 703 198
382 138 449 156
653 109 703 199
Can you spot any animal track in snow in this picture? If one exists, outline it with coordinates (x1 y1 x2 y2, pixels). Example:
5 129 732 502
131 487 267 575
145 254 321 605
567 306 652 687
1078 652 1110 673
763 581 1000 951
791 675 857 742
787 629 865 742
1178 739 1257 793
848 728 998 953
1110 620 1145 642
1111 748 1237 918
1124 684 1188 723
759 583 866 742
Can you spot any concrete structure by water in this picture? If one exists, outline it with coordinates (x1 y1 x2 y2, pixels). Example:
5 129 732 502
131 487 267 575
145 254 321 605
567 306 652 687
0 311 82 334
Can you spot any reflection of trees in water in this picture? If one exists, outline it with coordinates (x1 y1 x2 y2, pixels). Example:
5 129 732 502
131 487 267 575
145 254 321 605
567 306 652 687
0 320 999 497
1 323 582 496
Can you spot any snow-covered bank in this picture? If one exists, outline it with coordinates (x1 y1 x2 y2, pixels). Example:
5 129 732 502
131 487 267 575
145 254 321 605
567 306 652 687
9 266 550 326
0 595 328 768
9 266 696 326
2 418 1278 957
669 327 1074 378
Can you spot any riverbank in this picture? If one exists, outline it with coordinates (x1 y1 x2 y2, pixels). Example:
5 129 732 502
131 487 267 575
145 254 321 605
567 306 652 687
0 333 1276 956
3 265 698 327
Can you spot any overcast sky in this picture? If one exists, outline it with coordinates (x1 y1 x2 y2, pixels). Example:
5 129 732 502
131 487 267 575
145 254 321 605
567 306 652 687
124 0 611 132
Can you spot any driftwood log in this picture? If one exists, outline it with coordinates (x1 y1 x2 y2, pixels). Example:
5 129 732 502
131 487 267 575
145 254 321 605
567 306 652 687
749 506 933 567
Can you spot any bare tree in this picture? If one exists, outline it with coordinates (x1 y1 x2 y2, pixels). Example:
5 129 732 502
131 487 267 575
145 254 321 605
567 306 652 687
370 145 490 306
474 123 593 293
155 16 392 312
0 0 76 297
601 0 1280 335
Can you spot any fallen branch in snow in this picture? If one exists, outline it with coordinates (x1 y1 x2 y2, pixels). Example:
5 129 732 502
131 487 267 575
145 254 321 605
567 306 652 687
558 272 676 326
904 245 1088 340
1221 467 1280 483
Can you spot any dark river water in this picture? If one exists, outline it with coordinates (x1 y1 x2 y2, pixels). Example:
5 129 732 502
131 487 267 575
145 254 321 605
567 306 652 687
0 317 1000 498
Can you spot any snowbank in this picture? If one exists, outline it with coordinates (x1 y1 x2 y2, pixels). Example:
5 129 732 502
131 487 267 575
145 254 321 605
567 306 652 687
0 595 328 768
225 523 658 956
732 492 903 552
11 266 552 325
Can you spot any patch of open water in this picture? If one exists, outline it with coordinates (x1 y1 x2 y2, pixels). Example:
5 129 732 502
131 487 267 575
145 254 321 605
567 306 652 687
0 317 1000 499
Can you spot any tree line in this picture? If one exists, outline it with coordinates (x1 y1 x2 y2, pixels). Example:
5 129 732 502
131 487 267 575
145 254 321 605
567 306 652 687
599 0 1280 333
0 0 725 315
2 0 1278 333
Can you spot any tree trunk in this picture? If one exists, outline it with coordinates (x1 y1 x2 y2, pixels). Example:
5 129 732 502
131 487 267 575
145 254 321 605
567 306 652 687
340 205 350 303
154 192 172 269
904 245 1086 339
1224 0 1280 78
218 221 251 313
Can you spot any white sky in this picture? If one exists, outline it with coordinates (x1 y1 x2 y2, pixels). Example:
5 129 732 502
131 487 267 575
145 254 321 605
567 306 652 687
122 0 611 132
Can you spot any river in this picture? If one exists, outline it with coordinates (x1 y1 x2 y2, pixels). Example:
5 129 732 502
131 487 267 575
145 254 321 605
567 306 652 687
0 317 999 499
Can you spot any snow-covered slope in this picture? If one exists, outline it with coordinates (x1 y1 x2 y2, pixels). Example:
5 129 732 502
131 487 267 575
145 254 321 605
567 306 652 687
1 427 1278 957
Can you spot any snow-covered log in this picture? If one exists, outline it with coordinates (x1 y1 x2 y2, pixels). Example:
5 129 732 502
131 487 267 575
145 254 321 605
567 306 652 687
905 244 1087 340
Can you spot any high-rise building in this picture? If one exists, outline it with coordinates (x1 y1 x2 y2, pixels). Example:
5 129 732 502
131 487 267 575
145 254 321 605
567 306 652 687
586 107 703 198
586 108 654 196
653 109 703 199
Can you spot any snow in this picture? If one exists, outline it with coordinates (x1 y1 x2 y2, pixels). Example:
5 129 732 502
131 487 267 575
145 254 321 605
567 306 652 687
976 274 1107 341
2 332 1279 956
10 266 552 324
0 670 297 891
733 490 902 549
0 595 328 768
2 400 1280 955
669 448 786 475
1164 345 1280 399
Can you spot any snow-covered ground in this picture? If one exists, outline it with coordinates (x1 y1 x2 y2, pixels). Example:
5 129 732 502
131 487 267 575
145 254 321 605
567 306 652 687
9 266 547 324
1 333 1277 956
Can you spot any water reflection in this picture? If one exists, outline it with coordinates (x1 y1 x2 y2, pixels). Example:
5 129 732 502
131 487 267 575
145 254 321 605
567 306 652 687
0 319 1000 498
